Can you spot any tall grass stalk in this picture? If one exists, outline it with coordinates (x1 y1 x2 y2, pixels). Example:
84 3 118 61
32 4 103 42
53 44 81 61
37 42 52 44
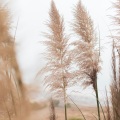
39 1 74 120
68 95 86 120
72 1 101 120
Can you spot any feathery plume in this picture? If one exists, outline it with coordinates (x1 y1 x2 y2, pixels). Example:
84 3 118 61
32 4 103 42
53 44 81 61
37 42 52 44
72 1 101 120
39 1 74 120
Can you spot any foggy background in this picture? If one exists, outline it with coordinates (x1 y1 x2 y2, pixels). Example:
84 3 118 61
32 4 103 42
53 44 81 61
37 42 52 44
2 0 115 105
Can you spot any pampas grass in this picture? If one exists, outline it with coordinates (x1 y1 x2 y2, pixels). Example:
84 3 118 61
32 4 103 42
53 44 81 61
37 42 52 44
2 0 120 120
72 1 101 120
39 1 75 120
43 0 69 119
0 3 28 120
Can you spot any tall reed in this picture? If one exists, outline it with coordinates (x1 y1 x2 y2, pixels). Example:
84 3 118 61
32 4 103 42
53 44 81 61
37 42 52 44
72 1 101 120
40 1 74 120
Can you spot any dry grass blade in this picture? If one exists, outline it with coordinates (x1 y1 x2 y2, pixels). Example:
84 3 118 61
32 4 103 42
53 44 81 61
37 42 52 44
68 95 86 120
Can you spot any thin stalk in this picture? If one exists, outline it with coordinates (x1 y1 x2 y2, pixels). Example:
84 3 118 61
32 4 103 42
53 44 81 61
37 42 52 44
96 25 101 120
91 113 98 120
63 82 67 120
94 79 101 120
61 42 67 120
93 95 106 120
98 25 101 57
99 99 106 120
13 16 23 118
105 88 112 120
14 17 20 42
68 95 86 120
92 93 106 120
64 102 67 120
49 97 56 120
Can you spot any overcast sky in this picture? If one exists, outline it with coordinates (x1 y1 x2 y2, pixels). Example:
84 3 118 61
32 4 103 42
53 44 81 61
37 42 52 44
3 0 115 102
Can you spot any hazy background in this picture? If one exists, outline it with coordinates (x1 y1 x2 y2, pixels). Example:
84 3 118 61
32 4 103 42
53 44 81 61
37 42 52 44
2 0 115 105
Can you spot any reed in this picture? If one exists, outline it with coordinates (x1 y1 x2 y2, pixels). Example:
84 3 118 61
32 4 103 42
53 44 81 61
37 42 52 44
39 1 75 120
72 1 101 120
0 3 28 120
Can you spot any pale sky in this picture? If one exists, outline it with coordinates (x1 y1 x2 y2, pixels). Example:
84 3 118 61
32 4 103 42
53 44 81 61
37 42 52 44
3 0 115 103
